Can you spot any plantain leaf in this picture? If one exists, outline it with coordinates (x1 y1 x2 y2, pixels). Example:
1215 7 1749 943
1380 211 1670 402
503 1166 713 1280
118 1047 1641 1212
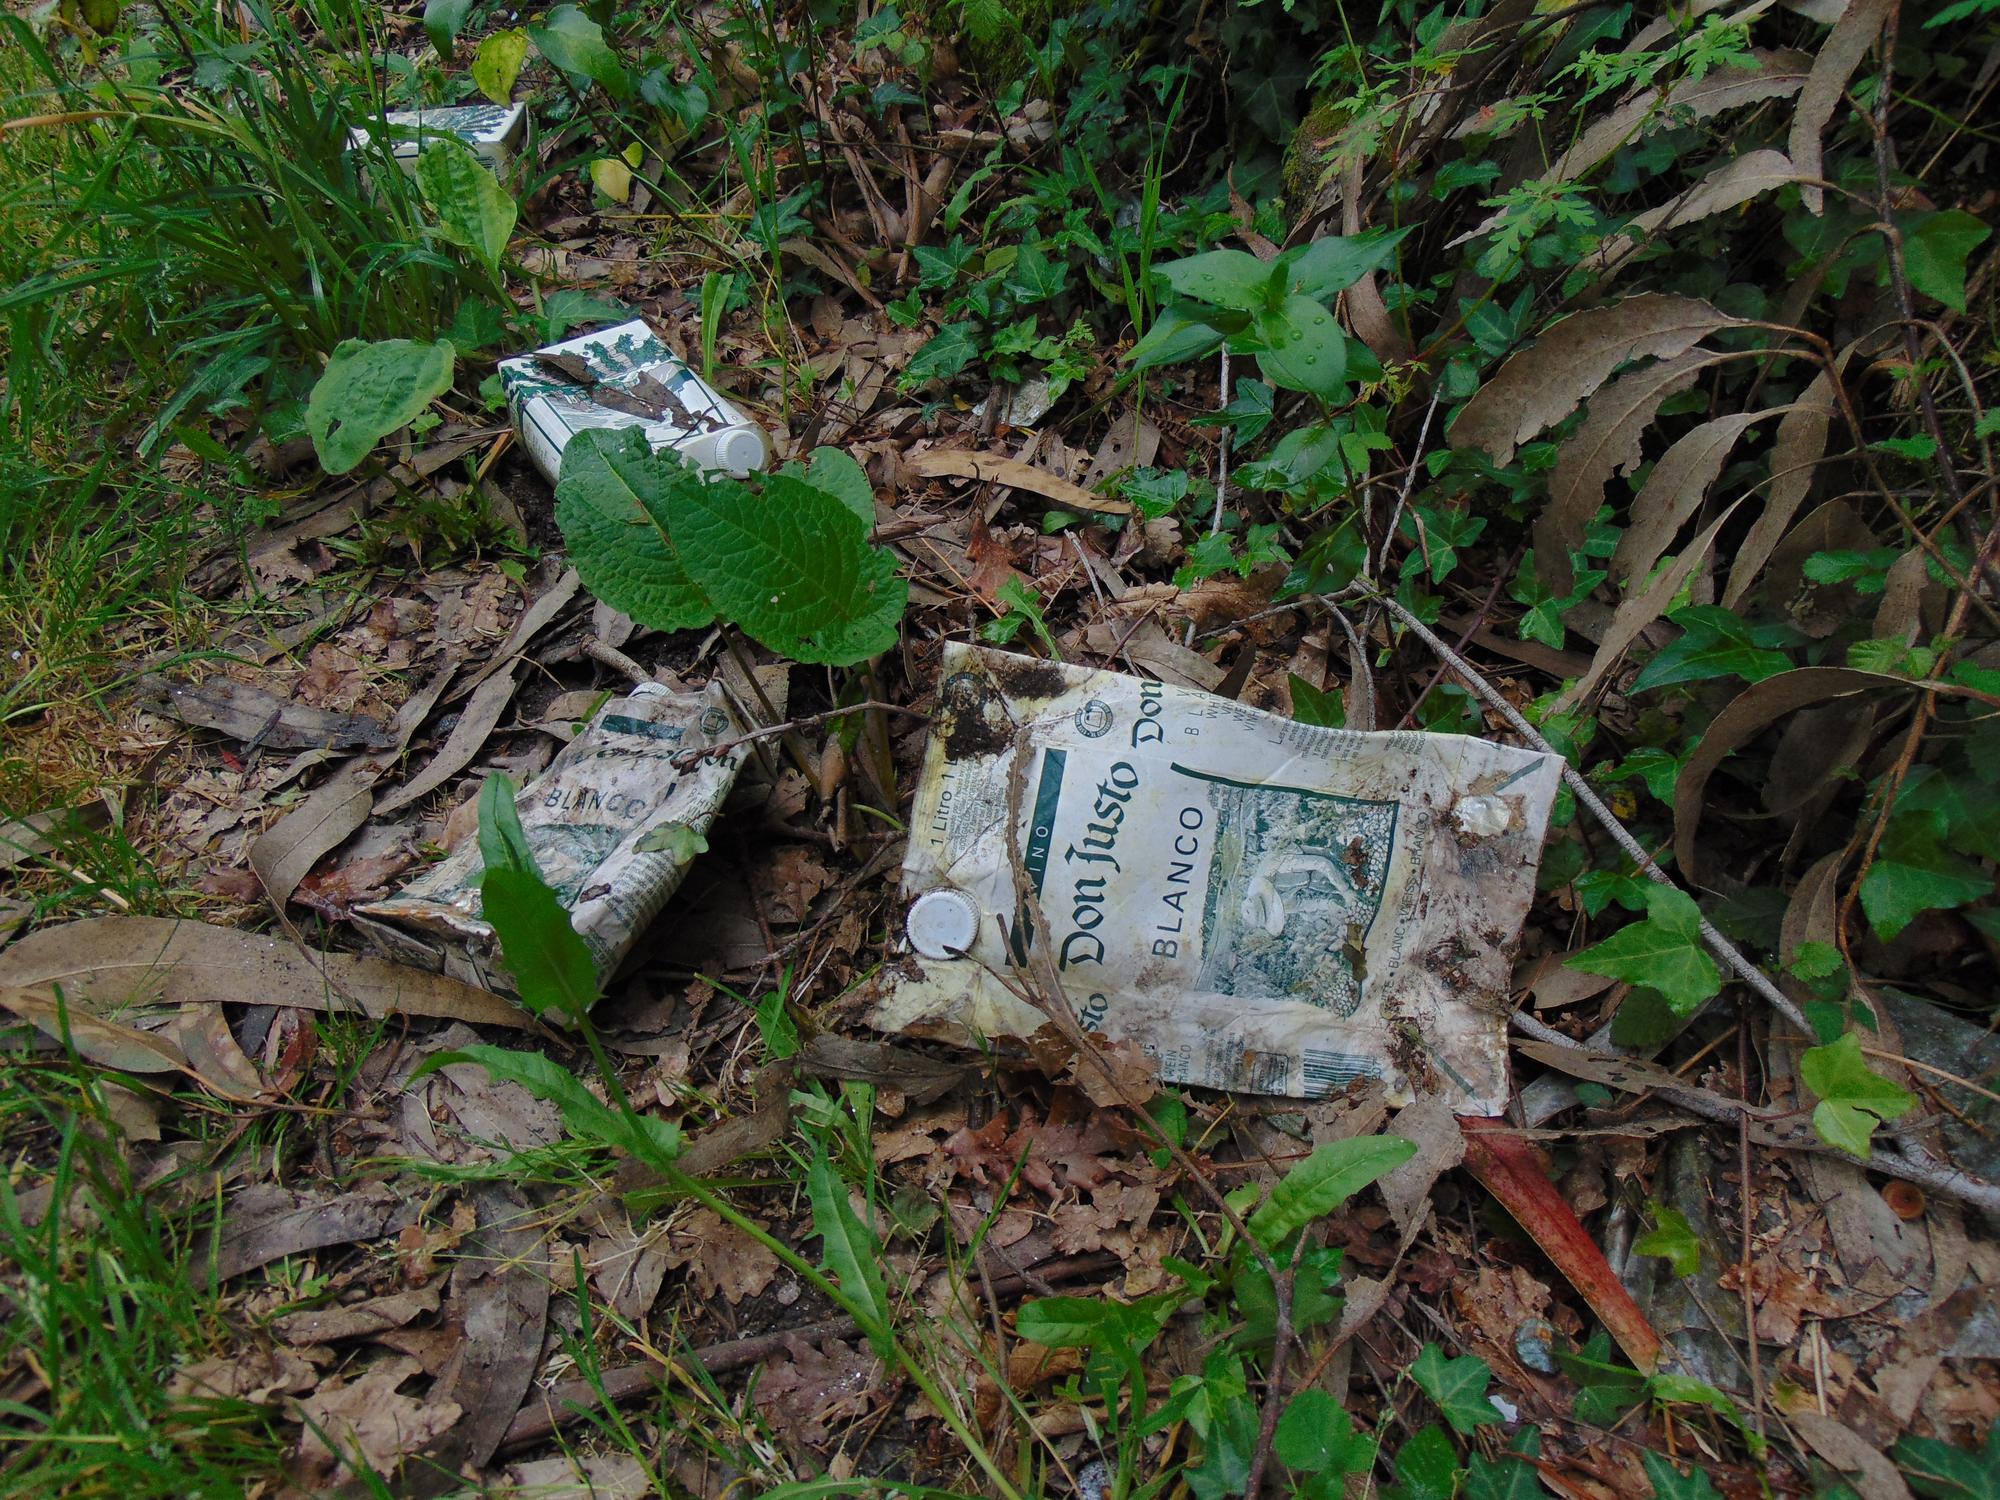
305 338 455 475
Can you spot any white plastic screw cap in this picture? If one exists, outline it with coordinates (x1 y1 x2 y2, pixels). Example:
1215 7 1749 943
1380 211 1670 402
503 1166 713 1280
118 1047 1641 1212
907 889 980 959
716 426 767 476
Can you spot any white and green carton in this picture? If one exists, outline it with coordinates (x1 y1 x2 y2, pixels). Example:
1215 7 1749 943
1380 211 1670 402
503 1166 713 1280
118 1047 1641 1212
346 102 526 173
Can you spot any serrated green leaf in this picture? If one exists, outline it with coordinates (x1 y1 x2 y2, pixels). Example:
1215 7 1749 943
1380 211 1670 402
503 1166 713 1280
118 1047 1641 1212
1256 293 1348 402
1640 1450 1724 1500
529 4 630 98
1566 885 1721 1016
1902 210 1990 313
1274 1389 1375 1476
667 471 905 665
801 446 875 526
1409 1343 1502 1434
1859 810 1992 940
305 338 455 475
1128 305 1228 370
807 1148 892 1352
1279 226 1414 301
1894 1424 2000 1499
1385 1425 1463 1500
415 141 516 271
554 428 715 633
1154 248 1279 312
1247 1133 1415 1248
1634 1202 1702 1276
472 27 528 103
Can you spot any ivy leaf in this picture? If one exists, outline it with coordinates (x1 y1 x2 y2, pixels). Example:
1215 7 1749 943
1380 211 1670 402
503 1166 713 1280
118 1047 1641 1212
1154 248 1281 312
305 338 455 475
900 322 980 387
1802 1031 1916 1160
1279 226 1414 301
1902 210 1990 313
554 429 715 633
1566 885 1721 1016
1004 241 1067 304
1409 1344 1502 1434
415 141 516 271
1274 1389 1375 1475
632 822 708 861
471 28 528 103
529 5 630 99
1893 1424 2000 1499
1465 1430 1551 1500
1385 1425 1463 1500
1640 1451 1725 1500
1255 293 1349 402
1289 674 1345 729
670 471 904 664
1634 1202 1702 1276
1859 809 1992 941
1628 605 1796 694
1247 1134 1415 1249
807 1147 893 1353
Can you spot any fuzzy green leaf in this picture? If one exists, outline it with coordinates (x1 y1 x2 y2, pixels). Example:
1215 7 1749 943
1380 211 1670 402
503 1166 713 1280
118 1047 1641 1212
1565 885 1721 1016
668 471 905 665
1409 1343 1503 1434
529 4 630 98
472 28 529 104
807 1147 892 1353
1247 1133 1416 1248
1154 248 1280 312
793 446 876 527
554 428 715 633
1255 293 1348 402
305 338 455 475
415 141 516 271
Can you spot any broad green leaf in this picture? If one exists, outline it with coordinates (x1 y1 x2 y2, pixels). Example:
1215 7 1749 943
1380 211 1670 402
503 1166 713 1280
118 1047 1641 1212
801 446 875 527
1015 1296 1140 1350
554 428 715 633
1153 248 1279 312
1409 1343 1502 1434
1802 1032 1916 1159
1184 1386 1260 1500
1275 1389 1375 1476
1894 1424 2000 1499
1255 293 1348 402
471 28 528 103
480 868 598 1019
1385 1425 1462 1500
900 322 980 387
1279 226 1414 300
423 0 475 55
1640 1451 1724 1500
1859 810 1992 940
1902 210 1990 313
1634 1202 1701 1276
420 1045 680 1164
529 4 630 99
1629 605 1797 694
807 1148 892 1352
415 141 516 271
305 338 455 475
1128 305 1228 370
667 471 906 665
1247 1133 1415 1248
1566 885 1721 1017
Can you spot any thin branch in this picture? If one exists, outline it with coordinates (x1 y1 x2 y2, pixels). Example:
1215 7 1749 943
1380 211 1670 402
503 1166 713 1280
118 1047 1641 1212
671 700 930 769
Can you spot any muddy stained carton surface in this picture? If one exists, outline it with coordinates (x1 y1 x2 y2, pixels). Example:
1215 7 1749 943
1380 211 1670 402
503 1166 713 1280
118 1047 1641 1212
498 318 770 487
345 102 526 171
872 645 1564 1113
362 681 752 990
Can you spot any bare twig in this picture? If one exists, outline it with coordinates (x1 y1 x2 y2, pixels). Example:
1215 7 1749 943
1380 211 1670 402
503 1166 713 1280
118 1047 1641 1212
581 637 652 686
672 700 930 769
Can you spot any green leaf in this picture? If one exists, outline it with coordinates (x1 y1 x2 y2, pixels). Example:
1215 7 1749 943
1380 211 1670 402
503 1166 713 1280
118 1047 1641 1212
1802 1031 1916 1160
472 28 528 104
1128 305 1228 370
1185 1386 1260 1500
1289 674 1345 728
1902 210 1990 313
1154 248 1280 312
423 0 476 55
479 868 599 1019
632 822 708 860
554 428 715 633
1894 1424 2000 1499
1015 1296 1143 1350
1628 605 1796 694
801 446 876 527
753 984 799 1060
668 471 906 665
1566 885 1721 1017
1247 1133 1416 1248
1255 293 1348 402
1274 1389 1375 1476
476 773 536 876
1859 810 1992 940
305 338 455 475
1409 1343 1502 1434
1640 1451 1724 1500
420 1045 680 1164
808 1148 892 1352
1278 227 1413 301
900 323 980 387
529 4 630 99
1634 1202 1702 1276
415 141 516 271
1465 1430 1551 1500
1385 1425 1463 1500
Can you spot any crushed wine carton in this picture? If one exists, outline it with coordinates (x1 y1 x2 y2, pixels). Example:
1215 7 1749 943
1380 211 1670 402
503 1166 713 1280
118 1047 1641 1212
345 102 527 173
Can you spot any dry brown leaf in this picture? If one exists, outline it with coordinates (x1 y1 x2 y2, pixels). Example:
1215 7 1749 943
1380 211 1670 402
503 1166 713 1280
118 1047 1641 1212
275 1286 441 1346
1791 1411 1915 1500
375 665 522 815
1724 367 1839 607
170 1346 319 1403
166 1005 268 1099
906 448 1132 516
660 1207 781 1305
1377 1095 1467 1252
1592 151 1804 271
1449 296 1740 466
291 1355 462 1486
1792 0 1894 215
1611 414 1768 585
294 852 415 921
136 673 395 750
0 983 185 1074
752 1336 879 1447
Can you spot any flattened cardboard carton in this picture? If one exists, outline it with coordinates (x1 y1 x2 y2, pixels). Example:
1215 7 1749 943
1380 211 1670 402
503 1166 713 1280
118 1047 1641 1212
498 318 770 486
871 645 1563 1112
346 102 527 172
